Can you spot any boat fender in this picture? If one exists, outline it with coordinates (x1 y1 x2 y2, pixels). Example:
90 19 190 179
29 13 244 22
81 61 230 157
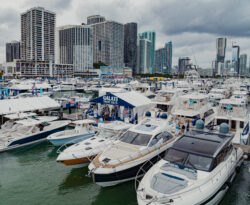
236 166 241 174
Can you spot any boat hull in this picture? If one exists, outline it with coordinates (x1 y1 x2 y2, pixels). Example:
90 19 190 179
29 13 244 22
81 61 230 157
92 152 165 187
0 125 68 153
48 133 94 146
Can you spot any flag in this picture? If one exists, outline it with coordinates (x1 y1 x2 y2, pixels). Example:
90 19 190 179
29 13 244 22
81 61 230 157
186 121 190 132
156 112 160 118
242 122 249 136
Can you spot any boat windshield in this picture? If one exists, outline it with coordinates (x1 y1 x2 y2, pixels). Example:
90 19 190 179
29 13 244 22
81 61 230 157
120 131 152 146
96 129 116 138
164 148 213 172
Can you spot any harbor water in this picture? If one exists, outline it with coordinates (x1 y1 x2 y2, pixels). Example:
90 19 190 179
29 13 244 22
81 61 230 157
0 141 249 205
0 90 250 205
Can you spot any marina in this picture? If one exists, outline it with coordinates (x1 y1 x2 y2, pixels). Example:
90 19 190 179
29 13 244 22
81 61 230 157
0 75 250 205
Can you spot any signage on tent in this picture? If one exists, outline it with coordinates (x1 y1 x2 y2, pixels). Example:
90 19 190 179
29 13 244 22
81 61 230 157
103 95 118 105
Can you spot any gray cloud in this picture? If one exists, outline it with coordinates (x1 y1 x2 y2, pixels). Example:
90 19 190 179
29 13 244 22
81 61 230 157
1 0 250 68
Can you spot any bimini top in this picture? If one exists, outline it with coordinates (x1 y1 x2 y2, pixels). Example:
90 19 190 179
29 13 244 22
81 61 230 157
172 129 234 158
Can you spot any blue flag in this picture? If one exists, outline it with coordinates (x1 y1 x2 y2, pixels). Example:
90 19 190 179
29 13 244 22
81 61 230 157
242 122 249 136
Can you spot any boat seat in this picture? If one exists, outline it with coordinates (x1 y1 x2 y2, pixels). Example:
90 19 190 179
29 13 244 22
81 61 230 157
161 163 197 180
150 172 188 194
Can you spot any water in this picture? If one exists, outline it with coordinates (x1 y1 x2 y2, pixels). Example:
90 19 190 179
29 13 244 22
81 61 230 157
0 141 249 205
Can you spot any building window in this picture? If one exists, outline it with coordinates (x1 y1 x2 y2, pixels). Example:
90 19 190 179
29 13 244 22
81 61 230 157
98 41 102 51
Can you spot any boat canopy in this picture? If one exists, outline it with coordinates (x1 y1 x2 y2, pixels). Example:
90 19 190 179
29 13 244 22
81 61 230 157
0 96 60 115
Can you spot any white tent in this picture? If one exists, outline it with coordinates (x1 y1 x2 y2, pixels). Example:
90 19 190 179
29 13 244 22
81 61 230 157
0 96 60 115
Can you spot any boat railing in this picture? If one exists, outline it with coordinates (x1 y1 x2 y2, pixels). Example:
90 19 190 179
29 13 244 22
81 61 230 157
139 152 235 203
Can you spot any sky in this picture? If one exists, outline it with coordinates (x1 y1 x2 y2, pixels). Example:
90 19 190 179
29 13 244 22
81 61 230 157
1 0 250 68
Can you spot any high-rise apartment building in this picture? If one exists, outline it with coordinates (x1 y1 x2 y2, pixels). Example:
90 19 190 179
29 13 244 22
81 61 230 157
136 38 151 74
239 54 247 76
138 31 156 74
155 41 172 74
21 7 56 62
124 22 137 74
216 38 227 62
178 57 190 75
56 25 93 75
6 41 21 62
90 18 124 67
87 15 106 25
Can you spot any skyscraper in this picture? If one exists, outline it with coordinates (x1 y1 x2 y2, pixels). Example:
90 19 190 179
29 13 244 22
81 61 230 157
216 38 227 62
21 7 56 62
136 38 151 74
155 41 172 74
239 54 247 76
138 31 156 74
90 18 124 67
124 22 137 74
57 25 93 75
87 15 105 25
232 45 240 74
178 57 190 75
6 41 21 62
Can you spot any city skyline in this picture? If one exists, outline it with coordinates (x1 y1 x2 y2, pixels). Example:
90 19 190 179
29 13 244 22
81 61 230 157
1 0 250 68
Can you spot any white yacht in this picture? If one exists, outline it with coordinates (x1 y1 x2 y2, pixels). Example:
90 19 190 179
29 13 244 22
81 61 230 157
153 88 190 114
208 88 229 103
171 93 215 129
88 116 176 187
47 119 96 146
0 117 70 152
56 121 132 167
137 121 244 205
215 98 250 144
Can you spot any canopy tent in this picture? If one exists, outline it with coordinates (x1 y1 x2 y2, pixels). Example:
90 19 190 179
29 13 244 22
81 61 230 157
0 96 60 115
90 91 153 121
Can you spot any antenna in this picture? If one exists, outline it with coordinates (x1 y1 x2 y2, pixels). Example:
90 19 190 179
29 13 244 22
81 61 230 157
191 47 198 68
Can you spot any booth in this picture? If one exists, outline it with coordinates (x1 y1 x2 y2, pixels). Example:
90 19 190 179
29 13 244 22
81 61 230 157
90 91 154 122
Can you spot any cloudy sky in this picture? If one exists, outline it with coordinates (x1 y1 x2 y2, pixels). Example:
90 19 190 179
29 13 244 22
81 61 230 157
1 0 250 68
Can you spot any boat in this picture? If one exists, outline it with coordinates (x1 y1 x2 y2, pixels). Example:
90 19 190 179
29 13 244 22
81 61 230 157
0 117 70 152
136 120 244 205
215 98 250 144
88 115 176 187
47 119 96 146
171 92 215 129
56 121 132 167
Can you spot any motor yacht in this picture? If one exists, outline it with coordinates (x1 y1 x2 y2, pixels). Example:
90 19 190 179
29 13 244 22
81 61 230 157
56 121 132 167
137 121 244 205
153 88 190 114
88 115 176 187
215 98 250 144
0 117 70 152
171 93 215 129
47 119 96 146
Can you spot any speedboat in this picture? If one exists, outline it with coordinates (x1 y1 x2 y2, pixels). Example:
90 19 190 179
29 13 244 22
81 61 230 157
47 119 96 146
88 115 176 187
56 121 132 167
0 117 70 152
136 120 244 205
